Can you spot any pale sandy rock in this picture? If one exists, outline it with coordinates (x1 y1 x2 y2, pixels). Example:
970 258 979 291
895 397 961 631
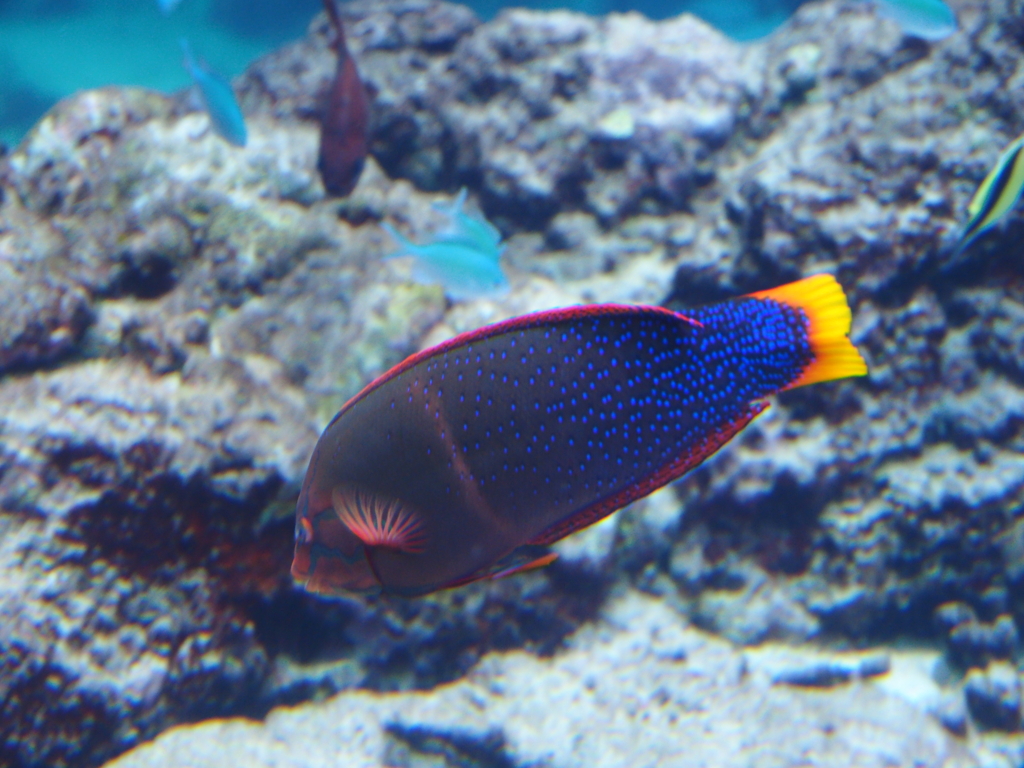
103 593 978 768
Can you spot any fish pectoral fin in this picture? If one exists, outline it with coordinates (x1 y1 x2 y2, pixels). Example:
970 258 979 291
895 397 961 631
488 545 558 580
332 484 427 553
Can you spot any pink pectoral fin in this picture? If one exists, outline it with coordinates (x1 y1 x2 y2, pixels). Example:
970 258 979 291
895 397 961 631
332 484 426 553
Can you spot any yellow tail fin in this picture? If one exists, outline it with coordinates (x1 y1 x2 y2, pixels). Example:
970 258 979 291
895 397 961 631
747 274 868 390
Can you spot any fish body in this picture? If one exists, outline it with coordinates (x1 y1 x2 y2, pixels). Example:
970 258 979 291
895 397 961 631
382 222 509 301
874 0 957 40
180 40 247 147
291 274 867 597
956 133 1024 253
318 0 369 197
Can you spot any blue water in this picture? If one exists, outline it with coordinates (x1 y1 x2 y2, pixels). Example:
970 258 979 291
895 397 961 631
0 0 804 150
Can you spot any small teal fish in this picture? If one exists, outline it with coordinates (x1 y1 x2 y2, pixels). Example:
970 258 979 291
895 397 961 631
157 0 183 14
180 39 247 148
383 224 509 301
383 190 508 301
955 133 1024 253
874 0 957 41
432 188 503 254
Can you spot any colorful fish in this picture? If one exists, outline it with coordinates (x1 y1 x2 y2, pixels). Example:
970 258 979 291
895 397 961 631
383 189 509 301
873 0 957 41
291 274 867 597
955 132 1024 254
318 0 369 197
180 39 247 148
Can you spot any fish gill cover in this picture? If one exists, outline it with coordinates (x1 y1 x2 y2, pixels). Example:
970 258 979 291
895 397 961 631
0 1 1023 768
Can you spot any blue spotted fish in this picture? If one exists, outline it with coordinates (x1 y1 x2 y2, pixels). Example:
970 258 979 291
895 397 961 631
292 274 867 596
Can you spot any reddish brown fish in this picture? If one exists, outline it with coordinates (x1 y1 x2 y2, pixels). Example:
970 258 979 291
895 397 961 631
318 0 369 197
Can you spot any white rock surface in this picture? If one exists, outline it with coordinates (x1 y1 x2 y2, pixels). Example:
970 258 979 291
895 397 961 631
104 591 978 768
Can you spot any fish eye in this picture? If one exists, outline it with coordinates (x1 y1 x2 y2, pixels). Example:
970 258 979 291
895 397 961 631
296 517 313 544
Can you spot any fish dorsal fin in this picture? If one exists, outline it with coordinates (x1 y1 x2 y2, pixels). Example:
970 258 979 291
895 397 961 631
432 188 503 256
332 485 426 553
441 187 469 217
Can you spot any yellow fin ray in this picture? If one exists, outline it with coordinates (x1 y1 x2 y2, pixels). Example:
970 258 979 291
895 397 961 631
747 274 867 389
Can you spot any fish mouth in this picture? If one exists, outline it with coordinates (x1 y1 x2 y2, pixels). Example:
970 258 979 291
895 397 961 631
289 548 312 586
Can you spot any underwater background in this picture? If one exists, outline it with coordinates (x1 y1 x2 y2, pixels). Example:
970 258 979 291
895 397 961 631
3 0 1024 766
0 0 805 149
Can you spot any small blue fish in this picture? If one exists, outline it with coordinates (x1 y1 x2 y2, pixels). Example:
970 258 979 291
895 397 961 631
157 0 183 14
432 188 503 254
955 132 1024 255
180 39 247 148
383 190 509 301
874 0 957 41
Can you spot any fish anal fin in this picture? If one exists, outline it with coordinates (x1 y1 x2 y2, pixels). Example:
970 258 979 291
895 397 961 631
441 545 556 589
332 485 426 553
530 403 768 547
491 550 559 580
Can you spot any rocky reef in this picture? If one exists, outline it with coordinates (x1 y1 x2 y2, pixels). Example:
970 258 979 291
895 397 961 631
2 0 1024 766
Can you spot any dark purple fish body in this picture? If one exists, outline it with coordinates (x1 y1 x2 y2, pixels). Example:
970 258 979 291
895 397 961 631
292 276 866 596
318 0 369 197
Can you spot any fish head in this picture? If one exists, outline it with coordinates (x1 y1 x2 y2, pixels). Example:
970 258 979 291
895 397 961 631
473 260 511 300
291 485 381 595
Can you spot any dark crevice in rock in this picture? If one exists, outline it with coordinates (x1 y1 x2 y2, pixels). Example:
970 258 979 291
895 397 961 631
58 466 293 599
663 265 737 308
112 257 179 300
248 590 361 665
384 724 518 768
241 563 609 717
